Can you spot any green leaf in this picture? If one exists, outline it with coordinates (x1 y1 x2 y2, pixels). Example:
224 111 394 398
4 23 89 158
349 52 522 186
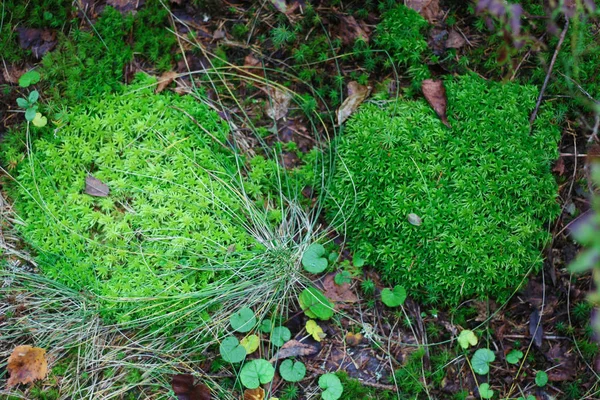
230 307 256 333
569 249 599 274
298 287 334 320
259 319 273 333
302 243 328 273
28 90 39 104
318 373 343 400
457 330 478 350
479 383 494 399
270 326 291 347
25 107 37 122
535 370 548 387
381 285 407 307
328 251 339 263
240 359 275 389
240 334 260 354
471 348 495 375
18 70 41 88
352 254 365 267
279 359 306 383
334 271 352 285
219 336 246 363
16 98 29 108
506 349 523 365
32 113 47 128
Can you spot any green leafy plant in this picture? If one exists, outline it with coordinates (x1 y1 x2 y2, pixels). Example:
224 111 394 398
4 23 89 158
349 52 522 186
219 336 247 363
16 90 41 122
360 278 376 296
381 285 407 307
535 370 548 387
302 243 329 273
319 373 344 400
231 307 257 333
457 330 478 350
240 359 275 389
471 348 496 375
18 71 41 88
270 326 291 347
279 360 306 383
326 74 560 305
478 383 494 399
506 349 523 365
334 271 352 285
298 288 334 320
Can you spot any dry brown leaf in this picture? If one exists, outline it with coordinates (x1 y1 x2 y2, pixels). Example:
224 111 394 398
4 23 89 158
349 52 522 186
7 345 48 388
338 15 370 46
244 54 264 78
337 81 371 126
269 339 320 362
155 71 178 93
445 30 466 49
322 273 358 303
244 387 265 400
345 332 363 346
406 0 442 23
421 79 451 128
265 87 293 121
84 175 110 197
106 0 145 13
170 374 211 400
269 0 300 15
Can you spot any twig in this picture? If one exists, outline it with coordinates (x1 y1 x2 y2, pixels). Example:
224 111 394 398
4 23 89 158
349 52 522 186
529 19 570 129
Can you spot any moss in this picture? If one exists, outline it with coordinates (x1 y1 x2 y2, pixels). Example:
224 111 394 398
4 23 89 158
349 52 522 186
326 74 560 305
1 74 257 323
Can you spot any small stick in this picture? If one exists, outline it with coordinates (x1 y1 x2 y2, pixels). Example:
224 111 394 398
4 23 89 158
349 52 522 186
530 19 570 129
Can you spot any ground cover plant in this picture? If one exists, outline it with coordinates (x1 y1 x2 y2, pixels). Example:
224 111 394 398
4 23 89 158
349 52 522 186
326 73 560 305
2 0 600 399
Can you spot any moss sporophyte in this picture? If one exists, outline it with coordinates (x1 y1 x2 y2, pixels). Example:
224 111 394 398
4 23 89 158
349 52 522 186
326 73 560 305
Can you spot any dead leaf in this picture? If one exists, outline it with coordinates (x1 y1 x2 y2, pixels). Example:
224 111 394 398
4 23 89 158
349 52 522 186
85 175 110 197
553 157 565 176
322 273 358 303
244 54 264 78
445 30 466 49
6 345 48 388
338 15 370 46
421 79 451 128
155 71 178 93
17 28 56 59
337 81 371 126
106 0 146 14
171 374 211 400
345 332 363 346
529 309 543 348
269 0 300 15
269 339 320 362
406 0 442 23
265 87 293 121
244 387 265 400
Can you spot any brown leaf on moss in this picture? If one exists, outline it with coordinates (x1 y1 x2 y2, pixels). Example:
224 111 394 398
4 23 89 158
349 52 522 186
170 374 211 400
445 30 466 49
337 81 371 126
244 54 264 78
155 71 179 93
265 87 293 121
406 0 442 23
6 345 48 388
337 15 370 46
244 387 265 400
85 175 110 197
421 79 451 128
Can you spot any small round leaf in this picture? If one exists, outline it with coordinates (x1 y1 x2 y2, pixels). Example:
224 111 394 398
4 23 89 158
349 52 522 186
230 307 256 333
471 348 495 375
506 349 523 365
219 336 246 363
457 330 478 350
279 359 306 383
479 383 494 399
302 243 329 273
318 373 343 400
18 71 41 88
259 319 273 333
270 326 291 347
298 287 334 320
240 359 275 389
334 271 352 285
352 254 365 267
32 113 47 128
535 370 548 387
381 285 407 307
25 107 37 122
407 213 422 226
240 334 260 354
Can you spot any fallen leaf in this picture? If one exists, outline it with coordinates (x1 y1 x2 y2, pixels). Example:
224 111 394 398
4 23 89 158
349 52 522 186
85 175 110 197
345 332 363 346
6 345 48 388
155 71 178 93
406 0 442 23
553 157 565 176
106 0 145 14
338 15 370 46
269 339 320 362
269 0 300 15
32 113 48 128
241 334 260 354
421 79 451 128
265 87 293 121
322 273 358 303
306 320 326 342
170 374 211 400
244 54 264 78
529 309 543 348
17 28 56 59
337 82 371 126
407 213 422 226
445 30 466 49
244 387 265 400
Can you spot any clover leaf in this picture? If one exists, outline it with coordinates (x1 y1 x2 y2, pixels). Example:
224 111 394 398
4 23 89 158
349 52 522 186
19 71 41 88
535 370 548 387
479 383 494 399
270 326 291 347
318 373 343 400
219 336 246 363
471 348 495 375
279 359 306 383
230 307 256 333
298 287 334 320
302 243 329 273
240 359 275 389
506 349 523 365
457 330 478 350
381 285 407 307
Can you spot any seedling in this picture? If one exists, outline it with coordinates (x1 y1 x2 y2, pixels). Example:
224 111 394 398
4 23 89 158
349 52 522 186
230 307 257 333
18 70 41 88
334 271 352 285
240 359 275 389
478 383 494 399
471 348 495 375
319 373 343 400
535 370 548 387
279 360 306 383
16 90 42 122
381 285 407 307
506 349 523 365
